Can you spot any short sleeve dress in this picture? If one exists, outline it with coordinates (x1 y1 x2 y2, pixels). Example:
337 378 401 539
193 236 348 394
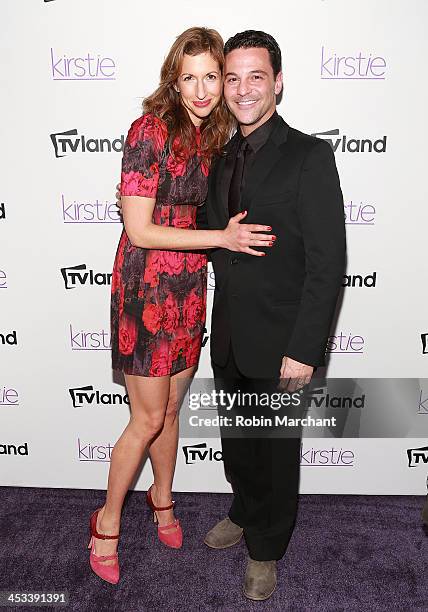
110 113 208 377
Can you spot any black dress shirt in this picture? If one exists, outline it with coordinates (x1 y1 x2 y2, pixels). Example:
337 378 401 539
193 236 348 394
222 111 281 216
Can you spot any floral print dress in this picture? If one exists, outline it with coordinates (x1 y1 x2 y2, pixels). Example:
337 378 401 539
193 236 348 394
111 113 208 376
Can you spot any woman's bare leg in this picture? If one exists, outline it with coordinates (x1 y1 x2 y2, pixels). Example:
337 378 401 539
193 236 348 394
148 366 196 527
93 373 170 564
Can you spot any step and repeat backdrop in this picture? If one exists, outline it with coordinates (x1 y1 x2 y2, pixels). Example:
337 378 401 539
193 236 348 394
1 0 427 494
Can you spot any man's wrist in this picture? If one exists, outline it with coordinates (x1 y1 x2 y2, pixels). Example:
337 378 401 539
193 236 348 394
283 354 316 369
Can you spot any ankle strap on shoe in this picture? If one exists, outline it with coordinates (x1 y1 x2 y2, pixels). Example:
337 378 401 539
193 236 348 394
146 486 176 512
93 530 119 540
90 510 119 540
152 500 175 511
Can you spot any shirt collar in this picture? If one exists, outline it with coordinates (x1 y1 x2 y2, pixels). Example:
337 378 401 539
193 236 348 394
239 110 280 153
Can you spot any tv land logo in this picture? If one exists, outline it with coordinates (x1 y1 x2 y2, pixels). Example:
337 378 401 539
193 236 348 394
0 202 5 220
61 194 120 224
0 442 28 456
421 333 428 355
311 129 387 153
78 438 114 462
70 324 111 351
69 385 128 408
320 46 386 80
326 332 364 355
0 386 19 406
0 331 17 346
300 445 355 466
61 264 112 289
50 129 124 158
344 200 376 225
0 269 7 289
418 391 428 415
50 48 116 80
307 387 365 410
182 443 223 464
343 272 377 288
407 445 428 468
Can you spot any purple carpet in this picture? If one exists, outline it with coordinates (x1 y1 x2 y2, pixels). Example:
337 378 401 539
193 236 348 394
0 487 427 611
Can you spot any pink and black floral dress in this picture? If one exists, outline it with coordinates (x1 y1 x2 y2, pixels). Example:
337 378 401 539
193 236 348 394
111 113 208 376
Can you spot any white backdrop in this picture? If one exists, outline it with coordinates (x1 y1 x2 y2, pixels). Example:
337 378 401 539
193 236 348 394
1 0 427 494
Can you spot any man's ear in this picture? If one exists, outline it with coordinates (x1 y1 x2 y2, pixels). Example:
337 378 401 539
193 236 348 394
274 71 283 96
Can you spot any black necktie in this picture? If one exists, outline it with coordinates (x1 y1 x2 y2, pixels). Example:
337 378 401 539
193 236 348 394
228 137 248 218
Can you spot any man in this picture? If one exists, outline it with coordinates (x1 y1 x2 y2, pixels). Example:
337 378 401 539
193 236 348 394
199 30 346 601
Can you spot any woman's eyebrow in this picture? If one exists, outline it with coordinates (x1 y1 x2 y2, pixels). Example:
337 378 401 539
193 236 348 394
180 70 220 77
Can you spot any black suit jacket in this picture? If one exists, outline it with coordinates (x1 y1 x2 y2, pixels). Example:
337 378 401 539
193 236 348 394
197 116 346 378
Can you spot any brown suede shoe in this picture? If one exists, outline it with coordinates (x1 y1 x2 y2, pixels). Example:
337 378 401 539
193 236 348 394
204 517 243 549
422 496 428 525
243 558 277 601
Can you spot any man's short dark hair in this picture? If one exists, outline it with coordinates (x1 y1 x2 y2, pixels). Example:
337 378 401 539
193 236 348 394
224 30 282 77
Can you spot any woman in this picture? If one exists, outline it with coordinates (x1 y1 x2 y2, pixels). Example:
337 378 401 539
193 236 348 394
87 26 274 584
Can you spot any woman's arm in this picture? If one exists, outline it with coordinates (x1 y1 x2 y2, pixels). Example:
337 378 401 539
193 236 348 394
122 195 275 256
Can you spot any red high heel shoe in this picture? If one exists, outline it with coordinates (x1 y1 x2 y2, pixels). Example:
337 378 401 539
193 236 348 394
87 508 120 584
146 485 183 549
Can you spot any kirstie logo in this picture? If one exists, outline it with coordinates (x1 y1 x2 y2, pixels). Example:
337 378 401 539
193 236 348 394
50 48 116 80
320 46 386 80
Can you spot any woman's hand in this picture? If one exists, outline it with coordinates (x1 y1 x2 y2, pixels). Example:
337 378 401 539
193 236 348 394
221 211 276 256
116 189 276 254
